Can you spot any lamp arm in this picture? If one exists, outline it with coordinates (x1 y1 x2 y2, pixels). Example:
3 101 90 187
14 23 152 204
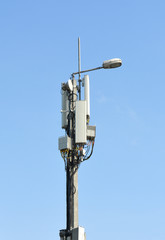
72 66 103 76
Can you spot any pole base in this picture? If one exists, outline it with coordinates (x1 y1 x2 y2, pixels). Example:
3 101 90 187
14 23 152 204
59 227 86 240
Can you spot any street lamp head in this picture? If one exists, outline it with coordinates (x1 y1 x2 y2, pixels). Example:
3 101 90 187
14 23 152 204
102 58 122 69
72 58 122 76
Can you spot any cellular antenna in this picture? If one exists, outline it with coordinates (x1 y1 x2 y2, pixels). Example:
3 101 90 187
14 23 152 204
59 39 122 240
78 37 81 100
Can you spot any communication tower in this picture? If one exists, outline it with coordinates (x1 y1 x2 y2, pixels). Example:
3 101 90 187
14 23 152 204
58 38 122 240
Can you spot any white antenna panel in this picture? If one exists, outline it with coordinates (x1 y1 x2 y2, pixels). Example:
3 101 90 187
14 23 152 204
84 75 90 120
75 101 87 144
61 89 68 129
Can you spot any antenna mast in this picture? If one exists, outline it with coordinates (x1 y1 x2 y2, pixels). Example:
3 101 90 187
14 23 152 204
59 38 98 240
78 37 81 100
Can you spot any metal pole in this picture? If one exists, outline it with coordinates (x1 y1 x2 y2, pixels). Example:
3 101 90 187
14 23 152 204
66 86 72 231
72 66 103 76
78 37 81 100
66 76 78 231
71 78 78 229
66 164 71 231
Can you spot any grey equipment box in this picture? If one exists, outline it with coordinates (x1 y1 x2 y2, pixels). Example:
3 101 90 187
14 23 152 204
58 136 72 150
87 125 96 140
72 227 86 240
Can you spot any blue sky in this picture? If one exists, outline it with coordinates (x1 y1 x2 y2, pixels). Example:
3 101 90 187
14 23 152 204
0 0 165 240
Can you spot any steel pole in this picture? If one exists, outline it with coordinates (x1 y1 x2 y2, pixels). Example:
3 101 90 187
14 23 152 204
71 78 79 229
66 77 78 231
78 37 81 100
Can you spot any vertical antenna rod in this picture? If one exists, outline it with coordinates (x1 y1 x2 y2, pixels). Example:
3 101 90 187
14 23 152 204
78 37 81 100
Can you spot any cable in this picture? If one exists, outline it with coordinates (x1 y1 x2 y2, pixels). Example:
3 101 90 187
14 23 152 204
68 92 78 102
83 141 95 161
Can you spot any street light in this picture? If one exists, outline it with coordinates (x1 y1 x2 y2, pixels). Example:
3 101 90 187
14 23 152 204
58 38 122 240
72 58 122 75
71 57 122 101
102 58 122 69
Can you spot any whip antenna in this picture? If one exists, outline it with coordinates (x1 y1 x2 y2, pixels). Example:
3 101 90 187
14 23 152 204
78 37 81 100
